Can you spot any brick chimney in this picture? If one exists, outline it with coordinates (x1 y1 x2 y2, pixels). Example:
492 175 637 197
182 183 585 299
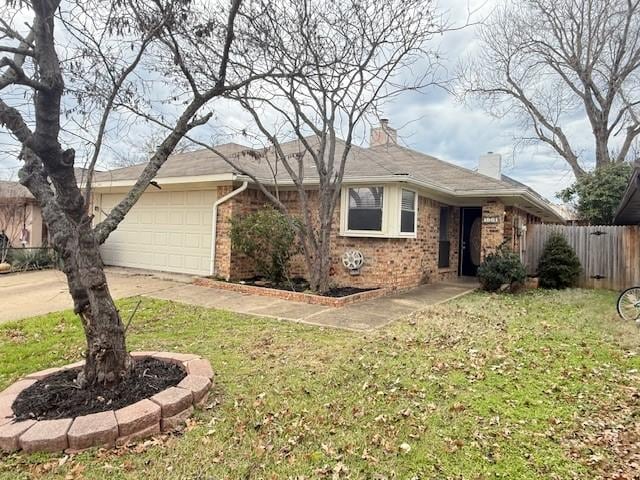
370 119 397 147
478 152 502 180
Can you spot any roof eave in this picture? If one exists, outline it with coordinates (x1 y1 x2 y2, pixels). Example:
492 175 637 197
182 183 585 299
613 167 640 224
240 174 563 223
91 173 237 189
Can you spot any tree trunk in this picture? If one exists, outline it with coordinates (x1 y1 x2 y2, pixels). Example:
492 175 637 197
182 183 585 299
56 218 132 387
306 194 334 294
308 235 332 293
594 126 612 170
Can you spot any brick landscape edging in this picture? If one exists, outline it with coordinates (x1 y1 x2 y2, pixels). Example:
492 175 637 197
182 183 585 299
193 277 391 307
0 352 213 454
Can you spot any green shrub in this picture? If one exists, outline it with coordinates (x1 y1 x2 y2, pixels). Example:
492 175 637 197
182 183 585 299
230 206 298 283
558 162 632 225
538 233 581 289
7 248 57 271
477 245 527 292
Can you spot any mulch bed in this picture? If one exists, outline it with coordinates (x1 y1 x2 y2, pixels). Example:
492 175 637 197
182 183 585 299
237 276 375 298
12 358 186 421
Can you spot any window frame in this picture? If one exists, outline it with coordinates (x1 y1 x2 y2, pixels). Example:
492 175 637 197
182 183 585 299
438 206 451 268
343 185 387 236
398 188 418 237
340 185 419 238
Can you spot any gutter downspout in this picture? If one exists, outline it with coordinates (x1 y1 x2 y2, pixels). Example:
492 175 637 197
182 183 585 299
210 181 249 277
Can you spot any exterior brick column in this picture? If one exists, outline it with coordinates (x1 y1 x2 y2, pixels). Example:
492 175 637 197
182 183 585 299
213 185 236 279
480 199 505 259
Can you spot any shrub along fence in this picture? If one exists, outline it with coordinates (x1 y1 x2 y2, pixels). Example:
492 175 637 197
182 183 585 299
2 247 60 272
525 224 640 290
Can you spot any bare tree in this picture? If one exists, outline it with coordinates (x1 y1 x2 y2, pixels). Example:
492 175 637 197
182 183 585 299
459 0 640 178
0 0 265 387
189 0 448 293
0 199 26 263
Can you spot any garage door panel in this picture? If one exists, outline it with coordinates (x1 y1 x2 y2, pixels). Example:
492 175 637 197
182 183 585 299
99 189 216 275
170 191 185 205
185 211 201 225
155 211 169 223
154 232 168 246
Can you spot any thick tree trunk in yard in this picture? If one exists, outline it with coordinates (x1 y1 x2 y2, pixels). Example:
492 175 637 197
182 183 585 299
74 224 132 386
45 200 132 387
19 150 131 388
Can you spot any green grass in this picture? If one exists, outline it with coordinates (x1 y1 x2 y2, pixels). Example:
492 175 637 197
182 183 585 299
1 289 638 479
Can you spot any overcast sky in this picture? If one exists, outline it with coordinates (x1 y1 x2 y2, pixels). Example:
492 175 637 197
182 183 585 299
0 0 600 201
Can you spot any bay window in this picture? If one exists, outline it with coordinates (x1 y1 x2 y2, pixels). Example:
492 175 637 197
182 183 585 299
341 185 419 237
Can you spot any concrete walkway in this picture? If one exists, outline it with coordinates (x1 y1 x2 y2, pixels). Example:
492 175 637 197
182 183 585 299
146 279 478 331
2 267 477 330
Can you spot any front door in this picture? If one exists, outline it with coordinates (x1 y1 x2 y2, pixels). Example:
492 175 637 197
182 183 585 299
459 207 482 276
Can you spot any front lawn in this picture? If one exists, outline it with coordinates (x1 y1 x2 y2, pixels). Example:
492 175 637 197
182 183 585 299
1 289 638 479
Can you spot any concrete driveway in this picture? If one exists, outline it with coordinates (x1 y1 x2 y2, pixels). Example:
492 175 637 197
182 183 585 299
0 268 180 323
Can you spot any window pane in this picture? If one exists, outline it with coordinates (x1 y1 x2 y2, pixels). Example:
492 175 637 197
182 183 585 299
348 187 383 231
438 240 450 268
401 190 415 211
401 210 415 233
439 207 449 241
400 189 416 233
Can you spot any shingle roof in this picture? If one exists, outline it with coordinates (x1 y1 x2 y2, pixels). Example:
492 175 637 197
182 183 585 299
0 181 34 200
92 136 562 221
95 138 524 193
94 143 251 182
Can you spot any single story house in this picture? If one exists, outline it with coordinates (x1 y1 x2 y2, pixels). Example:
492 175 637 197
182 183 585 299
91 121 564 289
0 181 46 248
614 161 640 225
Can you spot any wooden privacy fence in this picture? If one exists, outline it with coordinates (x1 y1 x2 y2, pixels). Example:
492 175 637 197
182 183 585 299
525 224 640 290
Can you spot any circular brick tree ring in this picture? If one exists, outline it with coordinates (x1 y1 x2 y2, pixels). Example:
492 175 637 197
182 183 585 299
0 352 213 454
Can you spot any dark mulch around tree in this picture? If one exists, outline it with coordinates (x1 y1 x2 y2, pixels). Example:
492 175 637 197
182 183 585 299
236 276 376 297
12 358 186 421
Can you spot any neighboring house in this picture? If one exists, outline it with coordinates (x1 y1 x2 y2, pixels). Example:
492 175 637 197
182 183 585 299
550 203 580 225
0 168 97 251
613 162 640 225
0 181 46 248
91 121 563 289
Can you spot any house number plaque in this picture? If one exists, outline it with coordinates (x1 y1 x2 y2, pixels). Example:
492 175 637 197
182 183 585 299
482 215 501 224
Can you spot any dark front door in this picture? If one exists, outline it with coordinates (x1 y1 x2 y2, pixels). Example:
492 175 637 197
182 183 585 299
459 207 482 276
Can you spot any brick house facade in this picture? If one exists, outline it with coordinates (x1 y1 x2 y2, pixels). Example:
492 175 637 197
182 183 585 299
93 123 563 281
213 185 543 290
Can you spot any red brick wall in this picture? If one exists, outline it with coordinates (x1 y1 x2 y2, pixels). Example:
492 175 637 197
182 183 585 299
480 199 505 259
214 185 460 289
214 187 541 288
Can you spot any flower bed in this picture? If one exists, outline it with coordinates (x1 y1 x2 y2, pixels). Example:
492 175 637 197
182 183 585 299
0 352 214 454
194 277 390 307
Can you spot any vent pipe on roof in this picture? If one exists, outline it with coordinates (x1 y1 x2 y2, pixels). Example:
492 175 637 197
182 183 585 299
478 152 502 180
370 119 397 147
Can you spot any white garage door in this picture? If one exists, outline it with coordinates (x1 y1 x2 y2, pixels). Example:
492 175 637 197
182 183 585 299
99 189 216 276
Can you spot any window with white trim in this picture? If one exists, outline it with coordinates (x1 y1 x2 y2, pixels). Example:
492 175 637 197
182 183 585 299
400 189 416 234
347 187 384 231
340 185 419 237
